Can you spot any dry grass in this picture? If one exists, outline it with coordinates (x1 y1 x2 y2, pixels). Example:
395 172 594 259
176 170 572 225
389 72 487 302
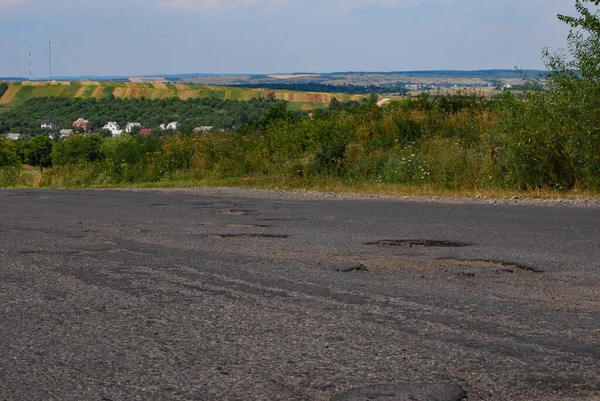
22 81 47 87
91 86 104 99
129 77 166 83
0 85 21 104
74 86 87 97
112 87 127 97
177 90 198 100
269 74 320 79
94 175 600 201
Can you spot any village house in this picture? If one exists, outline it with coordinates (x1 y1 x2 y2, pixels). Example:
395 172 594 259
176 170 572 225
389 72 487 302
125 122 142 133
72 118 91 132
41 118 58 130
6 133 21 140
102 122 122 137
59 129 74 138
194 126 214 133
160 122 180 131
139 128 153 136
166 122 180 130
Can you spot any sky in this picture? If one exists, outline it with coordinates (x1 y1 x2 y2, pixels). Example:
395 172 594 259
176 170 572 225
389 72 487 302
0 0 578 78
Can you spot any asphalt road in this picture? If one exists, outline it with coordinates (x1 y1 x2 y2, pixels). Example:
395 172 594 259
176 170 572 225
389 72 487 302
1 189 599 401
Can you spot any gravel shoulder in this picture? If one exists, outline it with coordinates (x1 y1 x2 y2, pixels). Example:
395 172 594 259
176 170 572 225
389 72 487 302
120 186 600 208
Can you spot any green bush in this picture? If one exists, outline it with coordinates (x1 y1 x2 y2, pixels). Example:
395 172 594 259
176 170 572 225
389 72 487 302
0 139 20 167
52 134 103 166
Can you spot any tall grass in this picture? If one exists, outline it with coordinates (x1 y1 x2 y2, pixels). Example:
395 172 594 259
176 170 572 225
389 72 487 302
4 90 599 195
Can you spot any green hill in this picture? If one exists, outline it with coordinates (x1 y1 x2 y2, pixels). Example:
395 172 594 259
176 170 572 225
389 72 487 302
0 81 365 110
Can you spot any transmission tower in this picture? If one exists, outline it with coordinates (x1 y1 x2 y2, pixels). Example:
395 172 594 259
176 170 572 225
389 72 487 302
48 41 52 81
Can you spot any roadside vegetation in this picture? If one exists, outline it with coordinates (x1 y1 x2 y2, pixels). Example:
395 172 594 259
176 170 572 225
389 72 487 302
1 0 599 196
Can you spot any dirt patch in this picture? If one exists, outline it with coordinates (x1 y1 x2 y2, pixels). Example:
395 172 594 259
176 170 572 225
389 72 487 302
305 92 331 104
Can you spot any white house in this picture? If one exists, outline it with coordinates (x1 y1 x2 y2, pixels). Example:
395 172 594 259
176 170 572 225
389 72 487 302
103 122 122 137
194 126 214 133
125 122 142 133
161 121 180 131
41 118 58 130
59 129 74 138
103 122 120 132
6 133 20 140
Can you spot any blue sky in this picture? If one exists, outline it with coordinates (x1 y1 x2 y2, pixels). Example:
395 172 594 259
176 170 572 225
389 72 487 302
0 0 576 78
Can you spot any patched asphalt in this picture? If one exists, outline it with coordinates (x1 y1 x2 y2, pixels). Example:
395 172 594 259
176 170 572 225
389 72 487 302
1 189 599 400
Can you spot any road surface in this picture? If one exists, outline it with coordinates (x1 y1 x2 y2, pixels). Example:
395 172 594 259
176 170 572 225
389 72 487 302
0 189 599 400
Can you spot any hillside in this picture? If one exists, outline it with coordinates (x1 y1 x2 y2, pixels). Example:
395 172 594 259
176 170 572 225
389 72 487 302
0 81 365 109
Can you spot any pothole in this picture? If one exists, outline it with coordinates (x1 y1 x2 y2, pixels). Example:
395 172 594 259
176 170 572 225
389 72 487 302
333 262 369 273
440 258 545 273
209 234 290 239
333 257 543 275
364 239 471 248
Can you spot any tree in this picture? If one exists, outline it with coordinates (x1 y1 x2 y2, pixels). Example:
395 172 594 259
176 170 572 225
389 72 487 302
329 97 341 110
497 0 600 189
0 139 20 167
25 135 53 172
51 134 103 166
0 82 8 99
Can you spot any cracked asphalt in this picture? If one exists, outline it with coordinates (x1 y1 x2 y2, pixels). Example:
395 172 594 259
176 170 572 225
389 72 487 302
0 189 599 400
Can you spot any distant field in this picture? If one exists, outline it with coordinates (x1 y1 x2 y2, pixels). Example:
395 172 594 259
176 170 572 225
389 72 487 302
180 70 535 88
269 74 321 80
0 81 364 107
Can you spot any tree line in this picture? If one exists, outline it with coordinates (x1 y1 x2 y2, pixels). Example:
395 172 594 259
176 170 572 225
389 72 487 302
234 83 408 95
0 96 284 136
0 82 8 98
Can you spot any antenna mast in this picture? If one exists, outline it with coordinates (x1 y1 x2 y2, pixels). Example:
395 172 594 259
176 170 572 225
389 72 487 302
29 45 32 81
48 41 52 81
